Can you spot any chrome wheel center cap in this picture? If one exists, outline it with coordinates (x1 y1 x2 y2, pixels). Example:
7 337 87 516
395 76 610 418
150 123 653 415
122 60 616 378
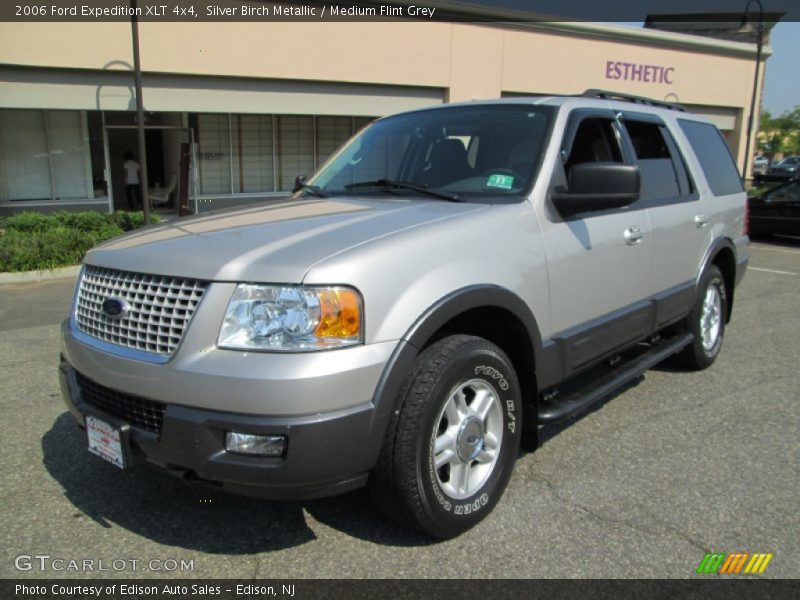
456 416 484 462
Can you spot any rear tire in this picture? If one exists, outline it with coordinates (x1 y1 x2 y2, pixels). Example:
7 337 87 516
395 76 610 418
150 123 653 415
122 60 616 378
674 265 727 370
369 335 521 539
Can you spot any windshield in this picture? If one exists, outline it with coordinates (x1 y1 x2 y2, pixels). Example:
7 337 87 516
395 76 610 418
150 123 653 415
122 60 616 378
306 104 552 202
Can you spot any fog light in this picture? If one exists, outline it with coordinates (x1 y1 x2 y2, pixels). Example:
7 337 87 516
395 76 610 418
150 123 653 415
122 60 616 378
225 432 286 456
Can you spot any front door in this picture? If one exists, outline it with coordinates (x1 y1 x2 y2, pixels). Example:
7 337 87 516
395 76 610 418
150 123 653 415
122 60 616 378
539 109 654 373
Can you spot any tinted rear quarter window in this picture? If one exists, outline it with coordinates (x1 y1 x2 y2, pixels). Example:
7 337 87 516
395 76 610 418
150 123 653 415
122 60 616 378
678 119 743 196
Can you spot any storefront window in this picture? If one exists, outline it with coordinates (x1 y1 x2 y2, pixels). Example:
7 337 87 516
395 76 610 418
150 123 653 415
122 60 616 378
277 116 314 192
49 111 90 200
0 110 50 201
195 114 232 195
193 112 375 196
232 115 275 194
316 117 353 168
0 109 95 203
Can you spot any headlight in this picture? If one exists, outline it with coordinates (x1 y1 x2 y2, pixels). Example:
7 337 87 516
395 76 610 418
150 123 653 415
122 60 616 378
218 284 362 351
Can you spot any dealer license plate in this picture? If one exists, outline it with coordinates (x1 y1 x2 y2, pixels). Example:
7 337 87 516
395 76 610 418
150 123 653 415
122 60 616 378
86 415 126 469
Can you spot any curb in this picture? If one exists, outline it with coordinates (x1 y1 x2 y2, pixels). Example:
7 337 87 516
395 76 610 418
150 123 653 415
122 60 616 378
0 265 81 284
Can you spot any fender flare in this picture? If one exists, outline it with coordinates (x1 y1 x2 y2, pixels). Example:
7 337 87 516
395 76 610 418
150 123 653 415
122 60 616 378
403 284 544 361
696 237 738 322
362 285 544 466
696 237 736 288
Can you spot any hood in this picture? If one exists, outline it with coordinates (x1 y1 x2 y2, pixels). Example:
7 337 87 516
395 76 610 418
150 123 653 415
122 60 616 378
85 198 487 282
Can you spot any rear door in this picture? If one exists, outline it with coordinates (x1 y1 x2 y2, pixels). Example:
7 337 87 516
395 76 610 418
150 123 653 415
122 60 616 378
616 113 707 328
540 108 654 374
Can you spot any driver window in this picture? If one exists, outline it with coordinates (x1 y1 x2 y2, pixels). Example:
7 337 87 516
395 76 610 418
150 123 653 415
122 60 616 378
564 118 623 174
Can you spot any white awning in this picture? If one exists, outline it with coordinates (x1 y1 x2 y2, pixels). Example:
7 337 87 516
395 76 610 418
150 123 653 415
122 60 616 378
0 66 444 117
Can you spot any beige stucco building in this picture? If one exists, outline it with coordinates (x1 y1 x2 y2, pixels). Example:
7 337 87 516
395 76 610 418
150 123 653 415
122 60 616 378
0 12 769 215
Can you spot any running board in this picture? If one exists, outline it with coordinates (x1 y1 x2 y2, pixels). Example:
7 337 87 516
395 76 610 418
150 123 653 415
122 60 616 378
537 332 693 424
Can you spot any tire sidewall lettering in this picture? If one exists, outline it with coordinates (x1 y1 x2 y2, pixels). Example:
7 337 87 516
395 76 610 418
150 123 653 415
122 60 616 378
473 365 510 391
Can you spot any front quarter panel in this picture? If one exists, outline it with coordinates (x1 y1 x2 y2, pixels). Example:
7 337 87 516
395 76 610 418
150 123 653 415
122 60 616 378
303 201 551 345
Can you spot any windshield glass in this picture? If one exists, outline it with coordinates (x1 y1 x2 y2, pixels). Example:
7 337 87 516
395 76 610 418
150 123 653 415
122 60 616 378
306 104 552 202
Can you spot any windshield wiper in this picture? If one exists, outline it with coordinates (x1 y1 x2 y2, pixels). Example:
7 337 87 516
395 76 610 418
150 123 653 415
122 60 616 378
344 179 462 202
295 183 327 198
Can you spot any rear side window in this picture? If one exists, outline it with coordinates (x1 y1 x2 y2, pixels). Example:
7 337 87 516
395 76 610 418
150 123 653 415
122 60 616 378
678 120 743 196
623 120 692 201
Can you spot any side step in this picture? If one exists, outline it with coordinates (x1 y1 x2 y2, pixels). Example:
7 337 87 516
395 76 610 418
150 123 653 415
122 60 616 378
537 332 693 424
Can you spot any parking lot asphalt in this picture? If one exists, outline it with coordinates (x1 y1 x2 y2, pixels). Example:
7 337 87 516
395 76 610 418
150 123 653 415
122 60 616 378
1 239 798 580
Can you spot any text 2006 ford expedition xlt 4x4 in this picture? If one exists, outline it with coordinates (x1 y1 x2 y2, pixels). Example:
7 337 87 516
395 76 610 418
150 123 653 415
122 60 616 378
60 91 748 538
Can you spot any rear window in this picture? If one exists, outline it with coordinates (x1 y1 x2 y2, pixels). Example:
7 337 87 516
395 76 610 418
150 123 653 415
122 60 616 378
678 120 743 196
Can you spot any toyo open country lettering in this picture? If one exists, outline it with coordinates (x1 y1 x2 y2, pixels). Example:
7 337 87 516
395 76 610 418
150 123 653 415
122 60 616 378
59 90 748 538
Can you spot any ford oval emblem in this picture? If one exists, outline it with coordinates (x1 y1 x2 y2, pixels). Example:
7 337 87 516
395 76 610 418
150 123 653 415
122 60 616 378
101 297 130 320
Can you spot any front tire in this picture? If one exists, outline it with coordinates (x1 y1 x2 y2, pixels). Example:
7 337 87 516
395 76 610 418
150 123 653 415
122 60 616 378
370 335 521 539
674 264 727 370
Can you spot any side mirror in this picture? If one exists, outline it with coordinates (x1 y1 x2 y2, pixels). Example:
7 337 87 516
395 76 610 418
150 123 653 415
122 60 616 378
552 163 640 216
293 175 308 193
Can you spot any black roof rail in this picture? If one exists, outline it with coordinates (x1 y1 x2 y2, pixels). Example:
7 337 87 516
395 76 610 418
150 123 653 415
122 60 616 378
581 89 686 112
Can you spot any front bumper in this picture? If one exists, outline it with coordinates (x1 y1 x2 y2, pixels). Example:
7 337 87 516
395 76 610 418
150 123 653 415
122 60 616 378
59 319 399 500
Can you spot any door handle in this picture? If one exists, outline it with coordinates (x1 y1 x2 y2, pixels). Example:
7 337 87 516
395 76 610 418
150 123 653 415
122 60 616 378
694 213 710 228
624 227 644 245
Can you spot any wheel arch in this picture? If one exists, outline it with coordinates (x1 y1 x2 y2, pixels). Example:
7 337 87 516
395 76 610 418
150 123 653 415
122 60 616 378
699 238 737 323
404 285 541 401
367 286 543 465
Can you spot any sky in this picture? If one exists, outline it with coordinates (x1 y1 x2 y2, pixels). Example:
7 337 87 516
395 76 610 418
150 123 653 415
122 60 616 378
760 23 799 115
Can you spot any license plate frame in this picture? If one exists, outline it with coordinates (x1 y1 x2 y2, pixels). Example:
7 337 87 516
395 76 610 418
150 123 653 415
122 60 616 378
86 414 130 469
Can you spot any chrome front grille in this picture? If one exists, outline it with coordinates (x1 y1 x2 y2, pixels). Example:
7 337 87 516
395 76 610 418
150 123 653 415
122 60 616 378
75 266 209 356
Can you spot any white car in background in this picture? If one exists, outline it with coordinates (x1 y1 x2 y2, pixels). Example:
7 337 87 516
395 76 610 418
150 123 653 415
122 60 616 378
752 155 770 177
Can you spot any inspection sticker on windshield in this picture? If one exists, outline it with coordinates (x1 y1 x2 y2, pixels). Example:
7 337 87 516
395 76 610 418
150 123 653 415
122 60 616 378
86 415 126 469
486 173 514 189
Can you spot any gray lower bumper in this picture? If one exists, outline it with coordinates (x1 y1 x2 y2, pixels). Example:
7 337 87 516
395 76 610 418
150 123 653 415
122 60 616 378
59 356 390 500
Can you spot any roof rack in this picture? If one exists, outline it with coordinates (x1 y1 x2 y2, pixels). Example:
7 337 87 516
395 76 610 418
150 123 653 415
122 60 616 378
581 89 686 112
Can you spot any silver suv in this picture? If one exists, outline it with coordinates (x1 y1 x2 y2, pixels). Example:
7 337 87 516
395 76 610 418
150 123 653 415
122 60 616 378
59 90 748 538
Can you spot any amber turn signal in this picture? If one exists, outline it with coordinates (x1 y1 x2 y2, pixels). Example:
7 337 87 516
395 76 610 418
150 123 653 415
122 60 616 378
314 288 361 339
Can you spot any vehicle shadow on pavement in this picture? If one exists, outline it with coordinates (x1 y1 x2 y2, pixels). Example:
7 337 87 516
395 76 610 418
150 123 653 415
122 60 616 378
534 375 644 448
42 413 434 551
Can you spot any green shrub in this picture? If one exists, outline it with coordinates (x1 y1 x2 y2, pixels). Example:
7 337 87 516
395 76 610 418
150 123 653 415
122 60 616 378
89 224 126 243
0 228 96 272
53 211 110 233
0 212 58 233
0 210 159 272
110 210 160 231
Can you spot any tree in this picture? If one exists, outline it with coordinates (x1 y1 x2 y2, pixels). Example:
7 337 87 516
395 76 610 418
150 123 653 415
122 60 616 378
758 107 800 157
